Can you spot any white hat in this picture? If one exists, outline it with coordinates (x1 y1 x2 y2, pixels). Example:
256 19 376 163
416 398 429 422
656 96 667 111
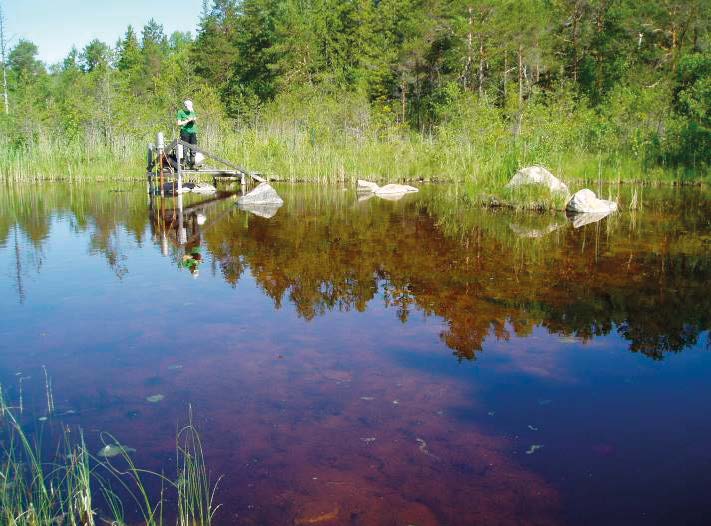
184 100 193 111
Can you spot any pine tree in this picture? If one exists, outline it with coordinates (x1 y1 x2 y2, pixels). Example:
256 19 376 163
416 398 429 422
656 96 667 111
192 0 239 88
80 39 111 73
141 18 168 80
117 26 142 72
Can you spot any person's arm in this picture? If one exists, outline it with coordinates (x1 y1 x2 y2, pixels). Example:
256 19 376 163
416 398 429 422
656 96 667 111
177 112 197 126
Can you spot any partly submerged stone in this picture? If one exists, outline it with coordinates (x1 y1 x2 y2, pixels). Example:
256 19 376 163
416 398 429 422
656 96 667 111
568 210 614 228
237 182 284 206
191 182 216 195
237 202 283 219
356 179 419 199
506 166 570 195
97 443 136 458
146 394 164 403
566 189 618 214
357 179 380 192
374 183 419 196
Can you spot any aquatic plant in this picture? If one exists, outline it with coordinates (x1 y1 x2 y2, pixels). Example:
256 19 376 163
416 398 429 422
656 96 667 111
0 395 220 526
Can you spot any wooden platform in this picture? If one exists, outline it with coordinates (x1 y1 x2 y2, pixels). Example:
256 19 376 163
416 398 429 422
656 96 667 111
182 169 239 176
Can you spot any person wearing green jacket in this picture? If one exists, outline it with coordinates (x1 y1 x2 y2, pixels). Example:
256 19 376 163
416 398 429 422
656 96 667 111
177 99 197 167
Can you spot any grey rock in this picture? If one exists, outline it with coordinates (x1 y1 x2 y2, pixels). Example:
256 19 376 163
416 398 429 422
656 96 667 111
506 166 570 195
374 183 419 196
238 202 283 218
357 179 380 192
237 183 284 206
568 210 614 228
191 182 216 195
356 180 419 199
566 189 618 214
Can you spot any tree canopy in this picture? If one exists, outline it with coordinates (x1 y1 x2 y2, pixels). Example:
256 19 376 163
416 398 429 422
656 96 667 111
0 0 709 171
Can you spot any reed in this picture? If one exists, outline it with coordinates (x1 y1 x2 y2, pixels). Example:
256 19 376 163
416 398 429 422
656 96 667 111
0 391 220 526
1 91 706 189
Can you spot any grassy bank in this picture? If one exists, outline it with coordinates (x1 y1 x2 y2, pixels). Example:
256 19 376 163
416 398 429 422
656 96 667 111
1 91 706 212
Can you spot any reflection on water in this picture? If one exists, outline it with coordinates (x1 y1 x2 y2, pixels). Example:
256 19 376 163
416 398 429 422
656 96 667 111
0 182 710 525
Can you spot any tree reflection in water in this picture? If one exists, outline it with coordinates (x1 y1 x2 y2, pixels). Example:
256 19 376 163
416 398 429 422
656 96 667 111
1 182 709 361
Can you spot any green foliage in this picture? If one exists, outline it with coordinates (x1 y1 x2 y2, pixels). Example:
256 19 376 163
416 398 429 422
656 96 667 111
0 0 709 178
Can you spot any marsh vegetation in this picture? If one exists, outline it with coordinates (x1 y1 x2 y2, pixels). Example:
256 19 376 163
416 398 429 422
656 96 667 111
0 1 708 191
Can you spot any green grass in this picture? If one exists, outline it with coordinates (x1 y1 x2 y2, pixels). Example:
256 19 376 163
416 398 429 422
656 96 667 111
1 91 707 215
0 393 220 526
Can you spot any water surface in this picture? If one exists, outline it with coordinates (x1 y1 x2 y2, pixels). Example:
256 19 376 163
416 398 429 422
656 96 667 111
0 182 709 525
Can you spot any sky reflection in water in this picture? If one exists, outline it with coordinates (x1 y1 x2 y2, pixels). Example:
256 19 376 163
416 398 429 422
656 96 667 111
0 183 709 525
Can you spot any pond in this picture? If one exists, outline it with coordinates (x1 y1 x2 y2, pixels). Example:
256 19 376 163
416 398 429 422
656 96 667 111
0 182 710 525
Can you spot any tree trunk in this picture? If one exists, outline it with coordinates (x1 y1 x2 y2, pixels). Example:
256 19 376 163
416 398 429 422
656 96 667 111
401 78 407 124
0 6 9 114
478 35 484 97
518 44 523 106
465 6 473 90
572 4 581 83
595 0 607 95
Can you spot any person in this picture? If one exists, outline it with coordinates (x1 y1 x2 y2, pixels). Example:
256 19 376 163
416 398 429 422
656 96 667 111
182 246 202 278
176 99 197 167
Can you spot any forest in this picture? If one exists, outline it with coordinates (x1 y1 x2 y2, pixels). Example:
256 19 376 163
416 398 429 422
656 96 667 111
0 0 709 183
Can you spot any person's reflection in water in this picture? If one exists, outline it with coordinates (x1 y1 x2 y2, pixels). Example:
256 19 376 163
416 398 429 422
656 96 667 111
182 246 203 278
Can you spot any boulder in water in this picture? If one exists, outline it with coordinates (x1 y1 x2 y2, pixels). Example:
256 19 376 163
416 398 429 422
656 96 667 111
568 211 614 228
356 180 419 199
506 166 570 195
191 182 216 195
374 183 419 196
238 202 283 218
566 189 618 214
357 179 380 192
237 183 284 206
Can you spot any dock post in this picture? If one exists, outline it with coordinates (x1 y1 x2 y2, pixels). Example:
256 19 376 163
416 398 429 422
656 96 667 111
177 143 183 194
157 132 165 197
177 193 186 245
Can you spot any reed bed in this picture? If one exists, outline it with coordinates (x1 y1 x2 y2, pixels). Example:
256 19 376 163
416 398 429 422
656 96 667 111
0 384 220 526
1 91 705 215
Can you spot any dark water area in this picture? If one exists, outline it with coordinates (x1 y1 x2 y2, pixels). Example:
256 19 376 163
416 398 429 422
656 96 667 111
0 182 710 525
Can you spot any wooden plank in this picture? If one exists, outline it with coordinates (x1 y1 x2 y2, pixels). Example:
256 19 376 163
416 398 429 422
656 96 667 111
182 169 238 176
177 139 266 183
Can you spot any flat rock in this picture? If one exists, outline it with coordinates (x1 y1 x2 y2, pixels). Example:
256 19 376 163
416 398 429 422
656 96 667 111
357 180 419 198
566 189 618 214
357 179 380 192
191 182 216 195
374 183 419 196
237 183 284 206
506 166 570 195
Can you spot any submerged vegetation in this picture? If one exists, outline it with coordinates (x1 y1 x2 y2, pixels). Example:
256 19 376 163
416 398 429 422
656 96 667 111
0 1 709 188
0 383 220 526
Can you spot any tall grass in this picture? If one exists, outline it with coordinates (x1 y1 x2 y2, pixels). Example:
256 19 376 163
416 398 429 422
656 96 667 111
1 89 706 190
0 391 220 526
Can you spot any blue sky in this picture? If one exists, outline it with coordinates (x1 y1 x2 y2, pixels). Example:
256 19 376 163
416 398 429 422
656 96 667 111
2 0 202 65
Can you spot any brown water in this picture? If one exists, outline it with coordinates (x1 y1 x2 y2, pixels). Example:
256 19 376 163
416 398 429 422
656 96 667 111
0 182 710 525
